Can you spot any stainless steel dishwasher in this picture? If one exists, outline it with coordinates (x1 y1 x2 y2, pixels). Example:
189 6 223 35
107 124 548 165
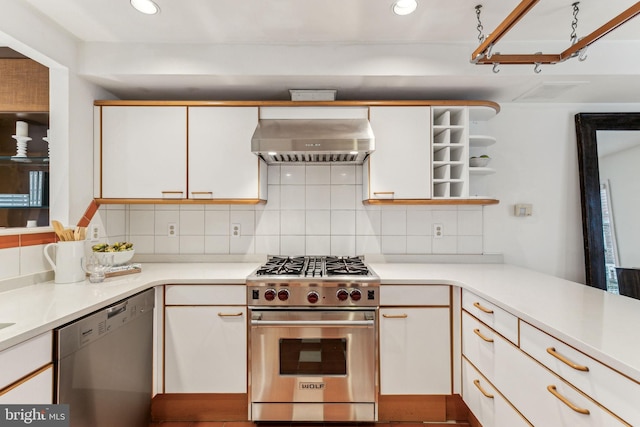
55 288 155 427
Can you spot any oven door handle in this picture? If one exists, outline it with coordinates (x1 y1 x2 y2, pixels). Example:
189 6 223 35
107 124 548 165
250 319 374 327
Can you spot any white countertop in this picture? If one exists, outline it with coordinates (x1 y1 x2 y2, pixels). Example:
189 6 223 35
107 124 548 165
1 261 639 382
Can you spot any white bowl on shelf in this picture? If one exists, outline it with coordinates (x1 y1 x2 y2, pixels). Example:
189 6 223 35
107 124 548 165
469 157 491 167
94 249 135 266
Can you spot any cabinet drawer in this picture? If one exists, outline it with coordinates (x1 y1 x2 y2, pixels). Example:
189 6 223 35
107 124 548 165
0 332 51 390
520 321 640 426
462 311 500 382
495 332 627 427
165 285 246 305
462 289 518 344
462 358 532 427
380 285 449 306
0 365 53 404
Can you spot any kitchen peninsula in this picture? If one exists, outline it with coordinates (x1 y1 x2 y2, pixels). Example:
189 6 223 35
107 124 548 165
1 260 639 425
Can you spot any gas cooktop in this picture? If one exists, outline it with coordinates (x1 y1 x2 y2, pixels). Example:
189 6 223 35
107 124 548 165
248 256 377 280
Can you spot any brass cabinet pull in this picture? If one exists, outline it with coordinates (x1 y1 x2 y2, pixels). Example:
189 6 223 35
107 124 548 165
191 191 213 195
218 312 243 317
547 385 590 415
161 191 184 197
473 301 494 314
473 328 494 343
382 313 408 319
546 347 589 372
473 379 494 399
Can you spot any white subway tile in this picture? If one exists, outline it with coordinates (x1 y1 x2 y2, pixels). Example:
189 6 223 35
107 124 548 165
130 204 154 211
264 185 280 210
406 209 433 236
306 165 331 184
255 210 279 235
179 204 205 211
205 210 230 235
0 247 20 279
155 236 180 253
154 210 180 236
407 236 432 254
305 236 330 256
131 235 154 254
330 185 356 210
106 209 126 237
355 165 363 185
381 236 406 254
306 210 330 235
458 210 483 236
281 165 306 185
20 244 50 276
356 235 382 255
306 185 331 209
204 204 230 211
255 236 280 255
129 210 155 235
331 211 356 235
204 236 230 254
432 236 457 254
356 209 381 236
432 210 458 235
281 236 306 255
230 236 254 254
457 236 483 254
231 210 256 236
281 185 306 210
381 210 407 235
331 236 356 256
179 236 205 254
281 210 306 235
331 165 356 184
268 165 281 184
180 210 205 236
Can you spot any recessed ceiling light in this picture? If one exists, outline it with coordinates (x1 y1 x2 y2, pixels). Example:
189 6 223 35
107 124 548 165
131 0 160 15
393 0 418 16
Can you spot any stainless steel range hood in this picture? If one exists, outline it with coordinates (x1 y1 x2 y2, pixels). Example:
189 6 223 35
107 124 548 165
251 119 375 164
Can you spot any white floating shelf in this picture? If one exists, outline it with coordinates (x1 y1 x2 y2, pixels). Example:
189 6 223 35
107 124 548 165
469 106 497 122
469 167 496 175
469 135 497 147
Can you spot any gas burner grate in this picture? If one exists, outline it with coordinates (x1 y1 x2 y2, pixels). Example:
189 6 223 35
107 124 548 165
304 256 325 277
255 256 305 276
325 256 370 276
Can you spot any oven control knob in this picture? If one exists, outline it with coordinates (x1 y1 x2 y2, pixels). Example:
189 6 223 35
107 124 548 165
307 291 320 304
277 289 290 301
336 289 349 301
350 289 362 301
264 289 276 301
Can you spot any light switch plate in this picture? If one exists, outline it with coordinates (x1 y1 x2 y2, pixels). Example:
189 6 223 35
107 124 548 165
514 204 533 217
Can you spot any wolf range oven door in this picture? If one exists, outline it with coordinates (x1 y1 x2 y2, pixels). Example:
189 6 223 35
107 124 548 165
249 308 377 422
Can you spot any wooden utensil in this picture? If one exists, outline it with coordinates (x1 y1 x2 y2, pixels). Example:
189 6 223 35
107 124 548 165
52 220 65 241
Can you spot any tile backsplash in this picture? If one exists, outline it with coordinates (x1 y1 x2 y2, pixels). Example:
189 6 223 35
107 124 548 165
92 165 484 256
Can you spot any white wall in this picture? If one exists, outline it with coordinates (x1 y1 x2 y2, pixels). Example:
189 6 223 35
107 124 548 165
484 103 640 283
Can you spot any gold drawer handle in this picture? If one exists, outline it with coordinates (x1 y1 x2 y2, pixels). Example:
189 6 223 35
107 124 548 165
473 301 494 314
473 328 494 343
473 379 494 399
373 191 395 195
218 312 243 317
191 191 213 195
383 313 408 319
547 347 589 372
547 385 590 415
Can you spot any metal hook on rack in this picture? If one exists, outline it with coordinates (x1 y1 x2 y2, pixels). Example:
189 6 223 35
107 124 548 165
578 45 589 61
492 63 500 74
534 63 542 74
486 43 494 59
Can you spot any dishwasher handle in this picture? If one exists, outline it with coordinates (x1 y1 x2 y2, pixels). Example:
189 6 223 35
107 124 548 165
107 301 128 318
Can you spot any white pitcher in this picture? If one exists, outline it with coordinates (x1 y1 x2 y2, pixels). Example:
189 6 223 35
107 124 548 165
44 240 86 283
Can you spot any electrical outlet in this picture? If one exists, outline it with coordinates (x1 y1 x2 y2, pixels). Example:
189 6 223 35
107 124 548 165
90 225 100 242
167 222 177 238
231 223 241 238
433 223 444 239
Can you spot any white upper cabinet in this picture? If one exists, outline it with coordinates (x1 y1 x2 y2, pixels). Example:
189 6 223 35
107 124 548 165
188 106 266 200
100 106 187 199
364 106 431 200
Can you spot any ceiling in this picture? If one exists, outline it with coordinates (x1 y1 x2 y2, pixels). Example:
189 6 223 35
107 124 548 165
13 0 640 103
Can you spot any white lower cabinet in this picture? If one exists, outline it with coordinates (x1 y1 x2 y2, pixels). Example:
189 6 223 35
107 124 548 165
462 359 531 427
164 305 247 393
379 306 451 394
0 332 53 404
0 365 53 404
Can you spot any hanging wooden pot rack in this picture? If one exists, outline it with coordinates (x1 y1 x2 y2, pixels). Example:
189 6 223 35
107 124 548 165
471 0 640 68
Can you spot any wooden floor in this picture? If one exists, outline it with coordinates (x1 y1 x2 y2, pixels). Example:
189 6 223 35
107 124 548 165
149 422 472 427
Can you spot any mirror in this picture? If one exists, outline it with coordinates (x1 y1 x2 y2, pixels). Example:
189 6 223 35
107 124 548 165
575 113 640 298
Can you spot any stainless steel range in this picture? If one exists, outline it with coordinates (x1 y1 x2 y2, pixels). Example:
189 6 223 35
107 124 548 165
247 256 379 422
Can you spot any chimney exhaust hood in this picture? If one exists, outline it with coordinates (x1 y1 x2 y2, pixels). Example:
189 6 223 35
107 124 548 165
251 118 375 164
